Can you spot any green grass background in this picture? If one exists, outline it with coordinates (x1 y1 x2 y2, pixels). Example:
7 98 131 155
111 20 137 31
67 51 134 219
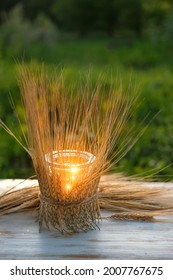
0 35 173 180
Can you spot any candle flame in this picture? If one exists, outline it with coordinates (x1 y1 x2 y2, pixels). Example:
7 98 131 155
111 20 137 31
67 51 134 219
72 176 75 181
70 166 79 174
66 183 71 192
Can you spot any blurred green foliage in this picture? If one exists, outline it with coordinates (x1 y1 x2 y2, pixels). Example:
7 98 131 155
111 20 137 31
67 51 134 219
1 0 173 36
0 1 173 180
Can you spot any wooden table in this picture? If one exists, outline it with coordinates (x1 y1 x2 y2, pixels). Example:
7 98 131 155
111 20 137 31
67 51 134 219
0 177 173 260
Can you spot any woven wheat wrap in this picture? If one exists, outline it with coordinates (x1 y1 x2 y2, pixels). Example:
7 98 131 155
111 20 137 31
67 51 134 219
38 177 100 233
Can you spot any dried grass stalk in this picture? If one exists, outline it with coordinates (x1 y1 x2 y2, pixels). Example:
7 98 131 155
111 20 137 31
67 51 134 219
107 213 155 222
0 64 148 233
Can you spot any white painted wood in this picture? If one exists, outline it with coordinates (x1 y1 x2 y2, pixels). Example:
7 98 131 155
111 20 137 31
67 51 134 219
0 177 173 260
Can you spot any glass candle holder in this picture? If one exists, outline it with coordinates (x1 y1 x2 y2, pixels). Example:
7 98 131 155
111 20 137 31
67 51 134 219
39 149 100 233
45 150 96 193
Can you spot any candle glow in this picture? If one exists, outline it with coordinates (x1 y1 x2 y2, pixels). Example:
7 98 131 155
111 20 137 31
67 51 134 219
66 183 71 192
45 150 96 193
70 166 79 174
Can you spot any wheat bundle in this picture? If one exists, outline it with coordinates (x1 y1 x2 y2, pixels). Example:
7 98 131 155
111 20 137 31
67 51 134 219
0 177 173 224
0 65 156 233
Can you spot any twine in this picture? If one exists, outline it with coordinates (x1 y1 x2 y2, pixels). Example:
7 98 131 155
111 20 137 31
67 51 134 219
39 193 98 207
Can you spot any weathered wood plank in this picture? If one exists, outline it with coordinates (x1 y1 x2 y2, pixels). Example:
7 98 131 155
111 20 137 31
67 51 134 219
0 177 173 260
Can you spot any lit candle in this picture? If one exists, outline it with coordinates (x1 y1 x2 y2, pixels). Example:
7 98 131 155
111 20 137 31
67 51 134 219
45 150 96 193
